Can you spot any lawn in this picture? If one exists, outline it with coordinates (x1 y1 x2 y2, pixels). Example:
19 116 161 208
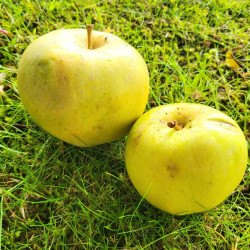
0 0 249 249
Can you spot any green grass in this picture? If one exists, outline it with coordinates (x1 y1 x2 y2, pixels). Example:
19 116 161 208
0 0 249 249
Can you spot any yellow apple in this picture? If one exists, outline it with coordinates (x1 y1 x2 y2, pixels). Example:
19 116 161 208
17 26 149 147
125 103 248 215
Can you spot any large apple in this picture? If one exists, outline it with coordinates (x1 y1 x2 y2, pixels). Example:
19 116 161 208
17 25 149 147
125 103 248 215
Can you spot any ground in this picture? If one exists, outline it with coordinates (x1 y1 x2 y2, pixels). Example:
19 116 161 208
0 0 249 249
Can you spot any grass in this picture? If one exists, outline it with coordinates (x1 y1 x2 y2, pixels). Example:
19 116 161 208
0 0 249 249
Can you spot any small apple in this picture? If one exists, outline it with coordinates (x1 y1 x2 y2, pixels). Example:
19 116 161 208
125 103 248 215
17 25 149 147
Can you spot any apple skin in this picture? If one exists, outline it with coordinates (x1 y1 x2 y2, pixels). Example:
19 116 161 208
125 103 248 215
17 29 149 147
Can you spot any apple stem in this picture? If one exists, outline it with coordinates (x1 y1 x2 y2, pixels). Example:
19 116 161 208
86 24 93 49
167 121 182 131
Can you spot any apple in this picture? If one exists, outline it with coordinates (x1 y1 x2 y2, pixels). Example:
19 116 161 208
125 103 248 215
17 25 149 147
